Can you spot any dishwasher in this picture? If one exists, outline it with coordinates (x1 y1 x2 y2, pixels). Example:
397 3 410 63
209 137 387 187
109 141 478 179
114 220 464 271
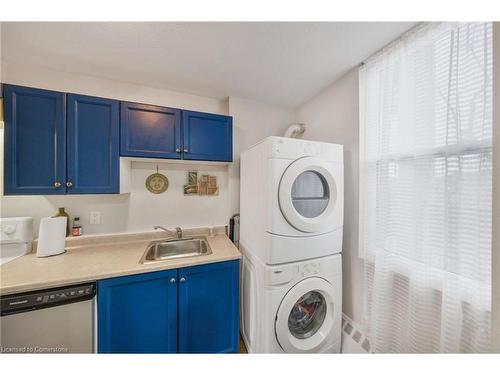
0 282 96 353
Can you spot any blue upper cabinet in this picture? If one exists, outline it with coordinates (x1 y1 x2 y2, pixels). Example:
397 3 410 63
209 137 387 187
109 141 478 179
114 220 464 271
97 269 178 354
178 260 240 353
182 110 233 162
120 102 181 159
67 94 120 194
3 85 66 195
119 104 233 162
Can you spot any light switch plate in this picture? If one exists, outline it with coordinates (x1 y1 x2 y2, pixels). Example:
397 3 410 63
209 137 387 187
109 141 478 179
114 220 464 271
89 211 101 225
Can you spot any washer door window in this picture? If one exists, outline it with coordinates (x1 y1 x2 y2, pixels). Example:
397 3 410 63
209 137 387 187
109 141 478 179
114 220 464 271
279 157 338 233
275 277 335 353
288 291 326 339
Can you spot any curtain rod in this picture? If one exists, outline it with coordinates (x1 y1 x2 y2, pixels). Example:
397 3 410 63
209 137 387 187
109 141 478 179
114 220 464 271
359 21 428 67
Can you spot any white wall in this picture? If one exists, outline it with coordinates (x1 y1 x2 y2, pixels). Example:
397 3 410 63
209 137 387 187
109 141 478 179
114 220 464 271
0 61 294 235
1 61 227 115
295 68 363 323
492 22 500 353
228 96 295 213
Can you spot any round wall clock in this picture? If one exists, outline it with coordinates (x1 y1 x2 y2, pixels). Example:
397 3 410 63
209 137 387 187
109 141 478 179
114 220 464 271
145 172 169 194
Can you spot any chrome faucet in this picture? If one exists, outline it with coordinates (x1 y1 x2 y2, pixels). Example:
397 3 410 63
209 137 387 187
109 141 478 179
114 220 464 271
154 226 182 239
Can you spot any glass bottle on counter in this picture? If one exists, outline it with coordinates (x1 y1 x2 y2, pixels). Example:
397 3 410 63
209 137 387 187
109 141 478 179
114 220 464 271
72 217 82 237
54 207 70 237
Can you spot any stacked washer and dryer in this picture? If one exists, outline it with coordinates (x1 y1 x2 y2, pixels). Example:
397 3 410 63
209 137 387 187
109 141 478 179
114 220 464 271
240 136 344 353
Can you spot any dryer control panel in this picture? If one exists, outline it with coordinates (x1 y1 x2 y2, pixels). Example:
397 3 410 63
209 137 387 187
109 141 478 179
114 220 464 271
265 136 343 162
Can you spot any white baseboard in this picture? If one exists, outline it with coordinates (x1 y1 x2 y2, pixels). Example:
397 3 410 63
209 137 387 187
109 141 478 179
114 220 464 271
341 313 372 353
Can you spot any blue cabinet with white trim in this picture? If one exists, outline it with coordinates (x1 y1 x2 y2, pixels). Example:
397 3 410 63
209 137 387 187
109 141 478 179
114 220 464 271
97 260 240 354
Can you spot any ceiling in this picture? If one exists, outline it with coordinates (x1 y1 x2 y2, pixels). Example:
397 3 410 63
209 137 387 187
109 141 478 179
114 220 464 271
1 22 415 108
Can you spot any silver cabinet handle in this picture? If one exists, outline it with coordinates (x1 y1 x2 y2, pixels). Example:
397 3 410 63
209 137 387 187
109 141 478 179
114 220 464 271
170 277 177 284
175 148 181 153
66 181 73 188
54 182 62 188
180 277 186 283
183 149 188 153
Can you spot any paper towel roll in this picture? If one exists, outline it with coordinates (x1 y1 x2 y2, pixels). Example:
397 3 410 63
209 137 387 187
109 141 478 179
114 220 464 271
37 217 67 257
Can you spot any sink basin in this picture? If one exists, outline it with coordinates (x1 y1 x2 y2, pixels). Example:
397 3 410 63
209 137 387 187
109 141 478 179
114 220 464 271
140 237 212 264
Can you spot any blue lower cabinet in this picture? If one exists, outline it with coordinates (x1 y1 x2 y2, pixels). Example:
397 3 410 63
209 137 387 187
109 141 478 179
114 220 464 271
178 260 240 353
97 260 240 354
97 269 178 353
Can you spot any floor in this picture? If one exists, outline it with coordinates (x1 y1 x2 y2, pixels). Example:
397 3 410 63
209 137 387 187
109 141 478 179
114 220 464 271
239 336 248 353
238 331 365 353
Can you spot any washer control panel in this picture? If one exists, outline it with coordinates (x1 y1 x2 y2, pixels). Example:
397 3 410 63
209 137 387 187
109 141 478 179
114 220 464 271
267 261 322 286
299 262 320 277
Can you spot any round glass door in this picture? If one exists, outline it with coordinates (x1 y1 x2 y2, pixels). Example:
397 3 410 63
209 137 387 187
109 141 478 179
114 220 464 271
291 171 330 219
288 291 327 339
278 157 338 233
275 277 336 353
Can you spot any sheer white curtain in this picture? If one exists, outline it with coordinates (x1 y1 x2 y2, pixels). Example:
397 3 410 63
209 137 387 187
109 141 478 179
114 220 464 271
359 22 492 353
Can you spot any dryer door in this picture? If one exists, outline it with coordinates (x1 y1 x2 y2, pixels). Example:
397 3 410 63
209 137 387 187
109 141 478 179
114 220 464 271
275 277 337 353
278 156 338 233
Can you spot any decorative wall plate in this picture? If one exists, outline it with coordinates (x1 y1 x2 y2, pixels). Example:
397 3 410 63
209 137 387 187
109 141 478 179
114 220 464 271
146 173 169 194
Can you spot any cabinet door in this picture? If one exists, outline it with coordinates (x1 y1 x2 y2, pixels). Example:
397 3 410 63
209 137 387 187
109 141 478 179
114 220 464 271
3 84 66 195
67 94 120 194
182 110 233 162
97 270 178 353
178 260 240 353
120 102 181 159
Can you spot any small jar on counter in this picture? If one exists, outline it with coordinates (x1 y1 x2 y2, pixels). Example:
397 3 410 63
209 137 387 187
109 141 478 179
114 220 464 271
72 217 82 236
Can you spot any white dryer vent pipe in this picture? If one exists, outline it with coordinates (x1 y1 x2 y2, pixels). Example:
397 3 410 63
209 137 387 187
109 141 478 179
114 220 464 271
284 123 306 139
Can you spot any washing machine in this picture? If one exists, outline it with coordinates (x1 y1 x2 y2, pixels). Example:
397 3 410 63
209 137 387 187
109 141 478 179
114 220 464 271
240 136 344 265
240 249 342 353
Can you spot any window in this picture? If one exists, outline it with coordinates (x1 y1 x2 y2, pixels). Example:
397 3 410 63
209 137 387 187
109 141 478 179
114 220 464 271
359 22 492 353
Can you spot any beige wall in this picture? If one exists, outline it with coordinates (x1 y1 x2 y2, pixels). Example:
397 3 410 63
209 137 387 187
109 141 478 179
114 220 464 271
295 68 364 323
0 62 294 235
492 21 500 353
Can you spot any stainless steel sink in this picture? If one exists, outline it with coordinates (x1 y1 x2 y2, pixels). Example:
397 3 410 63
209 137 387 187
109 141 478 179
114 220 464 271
140 237 212 264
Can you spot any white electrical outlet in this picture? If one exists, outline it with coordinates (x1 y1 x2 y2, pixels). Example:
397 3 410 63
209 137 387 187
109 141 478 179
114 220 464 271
89 211 101 225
